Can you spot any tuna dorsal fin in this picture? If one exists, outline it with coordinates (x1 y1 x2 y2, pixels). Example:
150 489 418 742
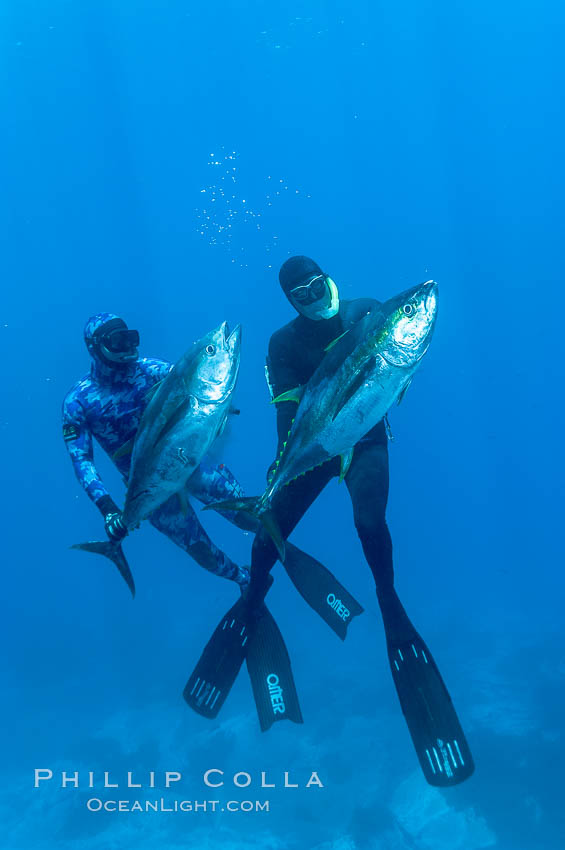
339 449 354 483
271 386 303 405
177 490 190 516
112 438 135 461
397 377 413 406
324 330 350 352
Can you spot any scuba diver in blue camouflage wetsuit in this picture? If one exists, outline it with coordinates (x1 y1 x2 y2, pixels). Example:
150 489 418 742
62 312 249 586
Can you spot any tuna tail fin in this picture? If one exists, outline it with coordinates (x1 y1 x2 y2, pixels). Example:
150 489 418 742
260 510 285 561
204 497 285 561
70 540 136 598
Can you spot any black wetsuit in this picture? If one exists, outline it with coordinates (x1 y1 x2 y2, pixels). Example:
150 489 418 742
249 297 399 617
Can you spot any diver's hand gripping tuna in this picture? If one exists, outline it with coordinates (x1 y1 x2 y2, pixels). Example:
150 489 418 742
208 281 438 558
71 322 241 596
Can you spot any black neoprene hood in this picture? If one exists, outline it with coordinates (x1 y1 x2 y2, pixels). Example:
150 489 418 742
279 256 324 298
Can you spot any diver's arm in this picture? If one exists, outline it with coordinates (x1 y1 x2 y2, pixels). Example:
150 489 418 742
188 458 244 505
138 357 173 382
62 395 119 517
188 459 259 532
267 333 301 457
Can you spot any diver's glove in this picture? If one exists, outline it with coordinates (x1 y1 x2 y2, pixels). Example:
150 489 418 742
104 511 128 543
96 494 121 517
96 495 128 542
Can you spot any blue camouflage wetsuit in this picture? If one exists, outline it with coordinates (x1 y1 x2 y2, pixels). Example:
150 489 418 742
62 313 249 586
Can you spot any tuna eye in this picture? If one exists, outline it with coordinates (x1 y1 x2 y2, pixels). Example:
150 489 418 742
205 344 216 355
403 304 414 316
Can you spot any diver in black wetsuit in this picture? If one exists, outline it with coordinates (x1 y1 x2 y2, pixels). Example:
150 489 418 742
245 256 475 785
249 256 396 616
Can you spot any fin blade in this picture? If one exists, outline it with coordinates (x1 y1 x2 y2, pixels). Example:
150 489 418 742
246 605 303 731
183 598 249 719
271 386 302 405
339 448 354 483
283 543 363 639
71 540 135 598
386 633 475 786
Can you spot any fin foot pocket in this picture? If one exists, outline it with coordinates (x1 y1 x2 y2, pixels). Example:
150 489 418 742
387 634 474 786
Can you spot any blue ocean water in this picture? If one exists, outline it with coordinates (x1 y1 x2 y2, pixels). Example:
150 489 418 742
1 1 563 847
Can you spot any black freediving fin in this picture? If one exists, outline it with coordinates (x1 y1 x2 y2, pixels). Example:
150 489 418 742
70 540 136 598
283 543 364 640
386 630 475 786
245 605 303 731
183 597 250 719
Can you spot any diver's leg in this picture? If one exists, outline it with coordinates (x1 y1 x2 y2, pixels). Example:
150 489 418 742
344 436 393 584
188 458 245 504
345 434 474 786
344 436 413 634
149 494 249 586
246 459 339 606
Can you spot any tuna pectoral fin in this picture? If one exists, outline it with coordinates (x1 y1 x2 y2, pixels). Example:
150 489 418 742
112 438 134 462
144 379 164 404
397 377 413 406
339 449 354 483
70 541 136 598
203 498 285 561
324 329 350 352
